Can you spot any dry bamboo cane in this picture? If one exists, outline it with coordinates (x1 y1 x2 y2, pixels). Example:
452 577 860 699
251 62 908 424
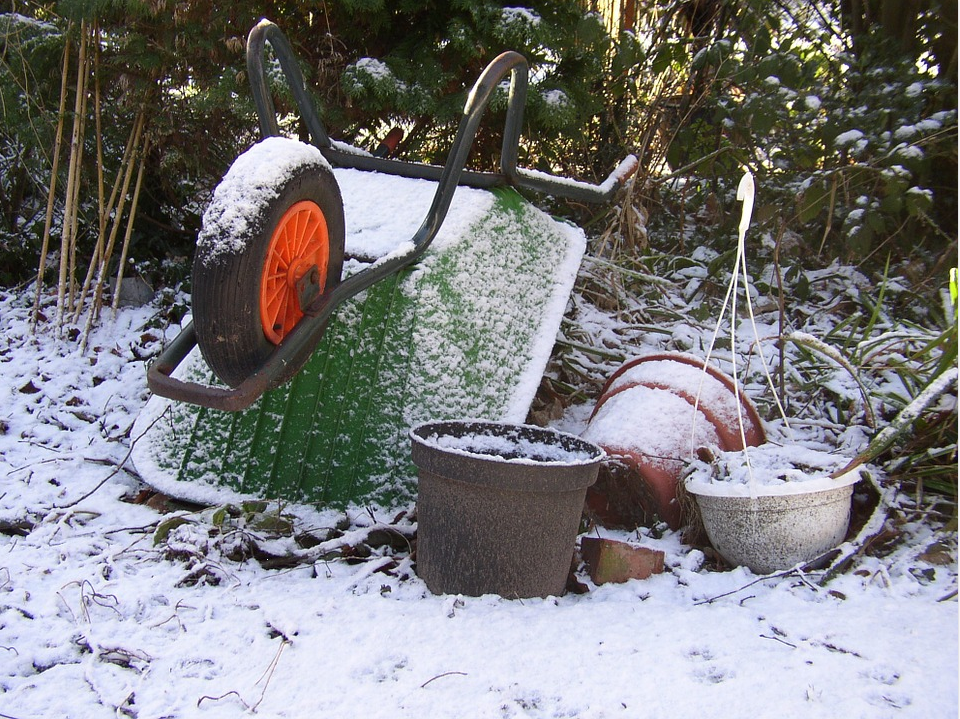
66 30 93 317
110 135 150 314
82 111 145 331
32 28 72 330
94 23 105 237
72 23 110 325
75 106 138 323
54 21 89 328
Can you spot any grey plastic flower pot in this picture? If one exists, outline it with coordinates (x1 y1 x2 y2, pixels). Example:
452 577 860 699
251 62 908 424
686 473 859 575
411 420 604 598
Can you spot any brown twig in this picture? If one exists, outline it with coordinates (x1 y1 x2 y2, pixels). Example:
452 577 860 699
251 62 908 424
197 691 249 710
420 671 468 688
760 634 798 649
694 568 807 605
251 639 290 712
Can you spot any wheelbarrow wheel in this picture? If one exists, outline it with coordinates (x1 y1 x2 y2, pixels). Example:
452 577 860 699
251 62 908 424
192 138 345 388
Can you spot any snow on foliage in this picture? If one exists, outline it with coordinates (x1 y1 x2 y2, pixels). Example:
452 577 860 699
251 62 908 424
834 129 867 152
352 57 395 82
500 6 542 28
541 88 570 109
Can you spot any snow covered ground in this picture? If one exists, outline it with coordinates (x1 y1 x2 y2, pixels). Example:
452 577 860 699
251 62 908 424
0 161 957 717
1 282 956 718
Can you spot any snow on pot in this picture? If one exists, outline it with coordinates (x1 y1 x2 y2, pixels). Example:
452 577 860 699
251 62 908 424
582 353 765 530
684 443 861 574
410 420 604 598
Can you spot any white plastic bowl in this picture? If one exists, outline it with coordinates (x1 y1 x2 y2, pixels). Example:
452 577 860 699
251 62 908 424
685 470 860 574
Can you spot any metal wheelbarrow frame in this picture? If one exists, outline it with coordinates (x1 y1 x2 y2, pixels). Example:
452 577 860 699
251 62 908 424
147 19 636 412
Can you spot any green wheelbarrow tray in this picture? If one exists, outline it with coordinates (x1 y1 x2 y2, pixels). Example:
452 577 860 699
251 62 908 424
133 176 590 507
135 19 635 508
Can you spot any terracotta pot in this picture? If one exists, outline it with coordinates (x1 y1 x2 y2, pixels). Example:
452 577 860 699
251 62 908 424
593 352 765 449
583 353 765 530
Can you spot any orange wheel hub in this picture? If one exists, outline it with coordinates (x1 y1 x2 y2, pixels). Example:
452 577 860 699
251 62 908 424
260 200 330 345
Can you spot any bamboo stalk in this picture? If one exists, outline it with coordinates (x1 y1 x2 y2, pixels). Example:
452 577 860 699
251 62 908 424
54 20 88 327
94 23 105 237
32 28 71 330
75 109 138 319
66 29 93 317
110 135 150 313
72 22 111 325
81 110 145 335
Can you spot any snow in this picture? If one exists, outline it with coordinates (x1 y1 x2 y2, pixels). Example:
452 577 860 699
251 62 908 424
413 421 602 465
541 88 569 109
834 129 867 153
336 166 494 260
0 11 58 32
895 143 925 161
517 154 638 196
684 443 859 494
583 386 721 471
501 7 542 28
1 186 957 717
894 117 943 141
329 138 373 157
601 353 756 440
352 57 394 82
196 138 332 263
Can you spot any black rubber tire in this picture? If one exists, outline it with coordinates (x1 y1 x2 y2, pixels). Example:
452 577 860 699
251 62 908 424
192 144 345 389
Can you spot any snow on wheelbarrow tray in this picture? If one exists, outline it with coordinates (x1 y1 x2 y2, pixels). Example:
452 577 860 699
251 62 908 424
132 167 586 509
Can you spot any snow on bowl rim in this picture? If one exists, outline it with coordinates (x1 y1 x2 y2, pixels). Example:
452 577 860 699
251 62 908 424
684 440 863 497
685 465 863 497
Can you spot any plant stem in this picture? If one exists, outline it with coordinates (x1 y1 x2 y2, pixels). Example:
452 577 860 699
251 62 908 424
110 134 150 313
830 366 958 478
55 21 89 328
785 331 877 429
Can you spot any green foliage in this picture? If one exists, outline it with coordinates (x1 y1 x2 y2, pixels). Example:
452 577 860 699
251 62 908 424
0 3 261 285
0 2 956 290
0 13 64 284
603 2 957 271
330 1 612 169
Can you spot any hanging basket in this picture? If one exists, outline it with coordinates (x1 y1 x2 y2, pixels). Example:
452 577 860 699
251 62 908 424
685 466 860 574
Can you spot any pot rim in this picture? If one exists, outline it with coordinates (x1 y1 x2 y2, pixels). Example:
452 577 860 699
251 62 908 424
410 418 605 467
595 352 766 441
684 465 863 498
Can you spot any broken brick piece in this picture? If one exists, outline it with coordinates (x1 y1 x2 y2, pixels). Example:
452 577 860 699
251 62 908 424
581 537 665 584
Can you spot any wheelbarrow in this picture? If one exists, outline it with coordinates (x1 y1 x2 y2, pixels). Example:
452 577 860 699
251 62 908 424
135 20 635 507
147 19 636 412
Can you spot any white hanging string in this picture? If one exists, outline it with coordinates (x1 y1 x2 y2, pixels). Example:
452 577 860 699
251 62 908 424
693 170 792 484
